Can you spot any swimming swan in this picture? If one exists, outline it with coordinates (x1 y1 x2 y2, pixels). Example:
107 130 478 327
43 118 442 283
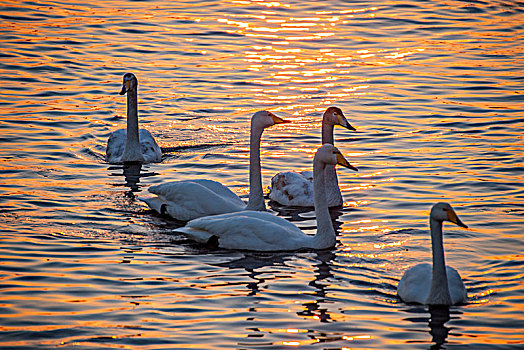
173 144 358 251
397 202 469 305
141 111 288 221
268 106 356 207
106 73 162 164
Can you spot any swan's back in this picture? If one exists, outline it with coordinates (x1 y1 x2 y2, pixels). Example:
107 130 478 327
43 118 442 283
185 179 246 205
269 171 314 207
105 129 161 164
269 169 343 207
146 179 246 221
176 210 311 251
398 263 467 304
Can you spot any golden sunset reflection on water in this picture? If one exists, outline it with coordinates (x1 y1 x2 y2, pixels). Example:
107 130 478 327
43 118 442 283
0 0 523 348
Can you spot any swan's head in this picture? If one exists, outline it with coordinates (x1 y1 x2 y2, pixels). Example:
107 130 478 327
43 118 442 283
323 106 356 131
316 144 358 171
120 73 138 95
251 110 290 129
430 202 468 228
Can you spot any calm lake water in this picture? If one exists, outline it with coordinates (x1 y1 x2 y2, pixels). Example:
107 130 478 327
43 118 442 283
0 0 523 348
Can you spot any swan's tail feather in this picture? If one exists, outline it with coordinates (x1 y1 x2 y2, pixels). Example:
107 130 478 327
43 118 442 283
139 195 164 214
173 226 214 244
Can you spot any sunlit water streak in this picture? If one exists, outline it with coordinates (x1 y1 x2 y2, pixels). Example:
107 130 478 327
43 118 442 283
0 0 523 348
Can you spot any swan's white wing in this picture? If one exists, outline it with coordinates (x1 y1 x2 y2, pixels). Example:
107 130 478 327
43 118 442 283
144 180 246 221
447 266 467 304
397 263 431 304
269 171 314 207
106 129 126 164
139 129 162 163
175 210 310 251
189 179 246 206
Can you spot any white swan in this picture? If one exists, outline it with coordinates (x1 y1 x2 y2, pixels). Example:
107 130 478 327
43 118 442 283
106 73 162 164
141 111 288 221
268 106 356 207
173 144 358 251
397 202 469 305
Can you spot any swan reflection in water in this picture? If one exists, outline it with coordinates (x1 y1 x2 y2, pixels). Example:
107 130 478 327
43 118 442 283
212 251 294 297
295 250 336 323
402 304 462 350
108 163 158 193
428 305 452 350
214 249 339 348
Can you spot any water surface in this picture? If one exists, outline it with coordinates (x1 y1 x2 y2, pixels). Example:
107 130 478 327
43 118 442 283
0 0 523 348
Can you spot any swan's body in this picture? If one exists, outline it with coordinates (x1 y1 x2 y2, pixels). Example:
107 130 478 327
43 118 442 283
106 73 162 164
174 144 358 251
269 107 355 207
107 129 161 164
397 202 468 305
143 179 246 222
269 170 314 207
141 111 288 221
397 263 466 305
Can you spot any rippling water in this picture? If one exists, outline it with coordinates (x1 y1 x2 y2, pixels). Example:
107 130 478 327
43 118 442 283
1 0 523 348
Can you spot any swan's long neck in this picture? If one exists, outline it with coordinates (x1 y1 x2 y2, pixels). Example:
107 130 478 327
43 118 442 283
121 88 144 163
324 165 341 205
426 218 452 305
321 117 335 145
311 159 336 249
321 118 341 205
245 124 265 211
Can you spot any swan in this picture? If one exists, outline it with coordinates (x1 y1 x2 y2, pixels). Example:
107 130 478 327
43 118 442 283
173 144 358 251
397 202 469 305
268 106 356 207
141 111 289 221
106 73 162 164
